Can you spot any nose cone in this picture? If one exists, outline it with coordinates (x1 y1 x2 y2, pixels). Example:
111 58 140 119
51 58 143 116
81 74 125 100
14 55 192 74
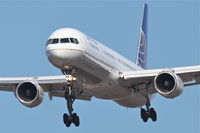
45 28 87 70
46 49 83 70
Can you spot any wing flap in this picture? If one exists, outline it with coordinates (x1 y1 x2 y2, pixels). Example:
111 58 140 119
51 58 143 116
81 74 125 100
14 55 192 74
49 90 92 101
0 85 15 91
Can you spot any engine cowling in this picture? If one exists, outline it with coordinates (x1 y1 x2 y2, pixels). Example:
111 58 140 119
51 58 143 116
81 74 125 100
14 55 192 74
15 81 44 108
154 71 183 98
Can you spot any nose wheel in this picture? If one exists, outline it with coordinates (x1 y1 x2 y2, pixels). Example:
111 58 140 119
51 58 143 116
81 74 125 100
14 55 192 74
62 70 80 127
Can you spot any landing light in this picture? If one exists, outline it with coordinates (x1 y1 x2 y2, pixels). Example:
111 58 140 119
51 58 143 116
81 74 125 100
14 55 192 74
65 75 77 82
64 66 70 69
119 72 124 79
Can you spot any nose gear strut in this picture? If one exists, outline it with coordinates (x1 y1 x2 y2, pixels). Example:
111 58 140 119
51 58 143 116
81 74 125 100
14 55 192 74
62 70 80 127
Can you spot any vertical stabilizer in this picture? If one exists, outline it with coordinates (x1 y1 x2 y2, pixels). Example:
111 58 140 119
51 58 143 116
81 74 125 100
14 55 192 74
136 3 148 69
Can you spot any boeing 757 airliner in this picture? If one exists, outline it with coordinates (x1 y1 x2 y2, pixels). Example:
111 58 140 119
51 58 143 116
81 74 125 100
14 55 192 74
0 4 199 127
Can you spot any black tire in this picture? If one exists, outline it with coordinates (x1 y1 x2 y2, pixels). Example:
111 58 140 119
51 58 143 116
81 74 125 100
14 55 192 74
141 108 148 122
65 120 71 127
63 113 68 124
65 117 72 127
150 108 157 122
72 113 80 127
63 113 72 127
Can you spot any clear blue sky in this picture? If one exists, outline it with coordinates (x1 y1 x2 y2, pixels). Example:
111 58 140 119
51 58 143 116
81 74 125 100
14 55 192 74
0 1 199 133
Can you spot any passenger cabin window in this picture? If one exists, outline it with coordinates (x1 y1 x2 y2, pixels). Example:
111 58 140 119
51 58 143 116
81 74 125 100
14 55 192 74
51 38 59 44
60 38 70 43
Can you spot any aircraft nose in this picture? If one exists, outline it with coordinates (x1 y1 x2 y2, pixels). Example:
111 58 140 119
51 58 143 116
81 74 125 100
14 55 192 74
46 49 83 70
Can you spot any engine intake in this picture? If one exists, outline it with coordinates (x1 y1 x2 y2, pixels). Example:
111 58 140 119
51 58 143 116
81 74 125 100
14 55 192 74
154 71 183 98
15 81 44 108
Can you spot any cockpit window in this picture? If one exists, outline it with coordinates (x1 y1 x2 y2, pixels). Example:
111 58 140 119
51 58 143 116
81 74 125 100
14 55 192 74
74 38 79 44
51 38 59 44
69 38 79 44
46 38 79 46
60 38 70 43
46 39 52 46
69 38 76 44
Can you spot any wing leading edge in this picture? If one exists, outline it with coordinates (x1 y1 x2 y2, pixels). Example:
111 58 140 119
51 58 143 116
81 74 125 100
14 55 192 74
0 75 93 101
120 65 200 90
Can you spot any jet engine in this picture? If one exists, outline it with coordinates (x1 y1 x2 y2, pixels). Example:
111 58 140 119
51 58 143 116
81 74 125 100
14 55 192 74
154 71 183 98
15 81 44 108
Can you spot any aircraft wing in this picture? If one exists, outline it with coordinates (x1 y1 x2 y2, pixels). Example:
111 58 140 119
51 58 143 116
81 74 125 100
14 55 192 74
0 75 93 101
120 65 200 94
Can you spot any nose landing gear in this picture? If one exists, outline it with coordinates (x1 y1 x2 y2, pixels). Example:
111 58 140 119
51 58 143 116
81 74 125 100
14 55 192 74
63 85 80 127
62 70 80 127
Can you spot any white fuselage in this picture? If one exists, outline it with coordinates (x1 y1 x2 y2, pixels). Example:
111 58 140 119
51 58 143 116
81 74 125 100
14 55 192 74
46 28 147 108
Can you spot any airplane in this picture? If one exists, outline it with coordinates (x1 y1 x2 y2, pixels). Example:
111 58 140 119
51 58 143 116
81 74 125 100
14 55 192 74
0 3 200 127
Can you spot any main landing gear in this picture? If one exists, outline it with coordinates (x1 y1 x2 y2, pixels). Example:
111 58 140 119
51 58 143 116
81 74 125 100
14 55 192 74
139 83 157 122
62 70 80 127
140 107 157 122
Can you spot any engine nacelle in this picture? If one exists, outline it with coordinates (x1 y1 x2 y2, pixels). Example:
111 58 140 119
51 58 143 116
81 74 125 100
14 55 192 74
15 81 44 108
154 71 183 98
